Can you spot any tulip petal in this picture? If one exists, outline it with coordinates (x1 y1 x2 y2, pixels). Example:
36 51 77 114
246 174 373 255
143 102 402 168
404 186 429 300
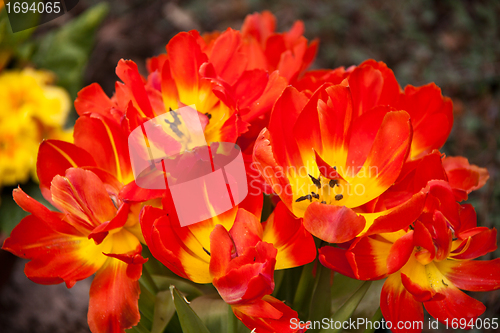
346 235 392 280
268 86 308 169
319 245 357 279
424 284 485 326
380 273 424 333
232 295 305 333
37 140 97 203
2 215 110 288
303 202 366 243
442 156 489 193
436 259 500 292
262 201 316 269
74 115 133 184
51 168 117 232
88 253 142 333
74 83 115 119
343 111 411 208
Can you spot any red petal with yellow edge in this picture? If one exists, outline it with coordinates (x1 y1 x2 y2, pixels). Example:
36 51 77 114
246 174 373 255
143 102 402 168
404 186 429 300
88 253 142 333
397 83 453 159
51 168 117 232
166 32 208 99
346 106 391 170
149 215 211 283
12 187 80 236
37 140 97 203
424 284 485 327
380 273 424 333
442 156 489 193
232 295 306 333
74 114 132 183
303 202 366 244
268 86 309 169
399 258 443 302
386 231 414 274
436 259 500 292
319 245 357 279
363 190 427 236
262 201 316 269
2 214 110 288
252 128 293 207
145 204 237 284
115 59 154 118
345 111 411 208
401 273 443 302
451 227 497 260
74 83 115 120
346 236 392 280
295 84 352 166
160 58 179 110
348 60 401 118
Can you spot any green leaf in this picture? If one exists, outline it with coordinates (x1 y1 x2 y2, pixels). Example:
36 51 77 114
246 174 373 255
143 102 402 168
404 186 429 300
308 263 332 332
319 280 372 333
170 286 211 333
151 290 176 333
31 3 109 101
292 261 315 319
189 294 248 333
362 307 383 333
153 275 205 298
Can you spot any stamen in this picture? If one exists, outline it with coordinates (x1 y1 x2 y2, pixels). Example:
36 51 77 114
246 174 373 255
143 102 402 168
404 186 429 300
204 112 212 120
203 247 211 256
308 174 321 188
311 192 319 199
329 179 338 188
296 194 312 202
321 201 326 204
335 194 343 201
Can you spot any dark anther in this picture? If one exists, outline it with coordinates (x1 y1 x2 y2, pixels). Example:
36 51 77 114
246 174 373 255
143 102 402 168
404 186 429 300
408 225 414 230
308 174 321 188
329 179 338 188
333 166 337 170
204 112 212 120
171 111 181 124
452 237 458 241
169 107 173 111
442 279 448 286
253 257 256 262
203 247 211 256
335 194 343 201
296 194 312 202
321 201 327 204
311 192 319 199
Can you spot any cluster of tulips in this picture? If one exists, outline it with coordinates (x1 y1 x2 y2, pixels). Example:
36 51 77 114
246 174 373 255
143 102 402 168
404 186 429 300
3 11 499 333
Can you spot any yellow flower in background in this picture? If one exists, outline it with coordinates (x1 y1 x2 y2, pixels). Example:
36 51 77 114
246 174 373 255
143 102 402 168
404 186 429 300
0 68 71 187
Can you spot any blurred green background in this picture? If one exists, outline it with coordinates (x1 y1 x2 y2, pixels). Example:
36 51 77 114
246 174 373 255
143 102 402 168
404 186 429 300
0 0 499 332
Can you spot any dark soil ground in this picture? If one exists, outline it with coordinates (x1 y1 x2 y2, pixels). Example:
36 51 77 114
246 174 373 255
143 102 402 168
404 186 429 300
1 0 499 332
